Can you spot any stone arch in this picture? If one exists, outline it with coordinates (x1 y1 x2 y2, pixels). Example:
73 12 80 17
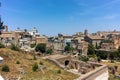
65 60 70 66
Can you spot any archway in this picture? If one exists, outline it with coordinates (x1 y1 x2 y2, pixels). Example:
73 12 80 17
65 60 69 66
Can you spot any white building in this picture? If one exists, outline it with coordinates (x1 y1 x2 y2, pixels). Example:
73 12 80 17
28 27 40 37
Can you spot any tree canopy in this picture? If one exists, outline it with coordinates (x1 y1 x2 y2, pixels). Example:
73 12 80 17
46 48 53 54
87 44 95 55
0 18 5 34
35 44 46 53
64 42 71 52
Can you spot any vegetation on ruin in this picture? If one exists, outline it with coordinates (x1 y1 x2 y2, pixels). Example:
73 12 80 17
11 44 19 51
30 43 36 48
1 65 10 72
101 61 120 80
32 62 38 72
0 43 5 48
87 44 95 55
0 48 79 80
46 48 53 54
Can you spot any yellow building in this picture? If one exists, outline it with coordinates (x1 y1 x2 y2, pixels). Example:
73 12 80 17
36 36 47 44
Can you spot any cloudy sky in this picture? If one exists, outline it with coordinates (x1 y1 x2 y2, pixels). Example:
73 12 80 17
1 0 120 35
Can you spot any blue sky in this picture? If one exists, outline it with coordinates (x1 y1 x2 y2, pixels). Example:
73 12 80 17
1 0 120 36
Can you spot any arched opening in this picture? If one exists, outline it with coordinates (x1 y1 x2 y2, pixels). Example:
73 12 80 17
75 63 77 69
65 60 69 66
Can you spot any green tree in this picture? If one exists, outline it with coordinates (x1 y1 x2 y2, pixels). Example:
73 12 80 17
79 56 89 62
32 62 38 72
101 40 113 43
118 46 120 60
0 18 5 34
35 44 46 53
64 42 71 52
46 48 53 54
2 65 10 72
88 44 95 55
108 51 118 60
0 43 5 48
71 47 75 52
96 51 108 59
65 46 71 52
11 44 19 51
30 43 36 48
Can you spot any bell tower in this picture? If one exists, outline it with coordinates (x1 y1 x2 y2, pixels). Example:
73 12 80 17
84 29 88 36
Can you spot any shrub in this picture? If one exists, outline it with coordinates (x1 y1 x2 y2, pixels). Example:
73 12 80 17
46 49 53 54
11 44 19 51
87 44 95 55
30 44 36 48
0 43 5 48
57 69 61 74
79 56 89 62
39 61 43 65
16 61 20 64
32 62 38 72
64 43 71 52
2 65 10 72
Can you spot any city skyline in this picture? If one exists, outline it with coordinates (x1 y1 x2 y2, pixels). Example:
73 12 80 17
1 0 120 36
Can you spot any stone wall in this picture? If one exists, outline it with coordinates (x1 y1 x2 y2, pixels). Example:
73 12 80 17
46 58 65 69
76 64 108 80
45 55 109 80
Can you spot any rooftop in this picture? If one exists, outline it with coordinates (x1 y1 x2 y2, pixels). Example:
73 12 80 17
88 35 104 40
